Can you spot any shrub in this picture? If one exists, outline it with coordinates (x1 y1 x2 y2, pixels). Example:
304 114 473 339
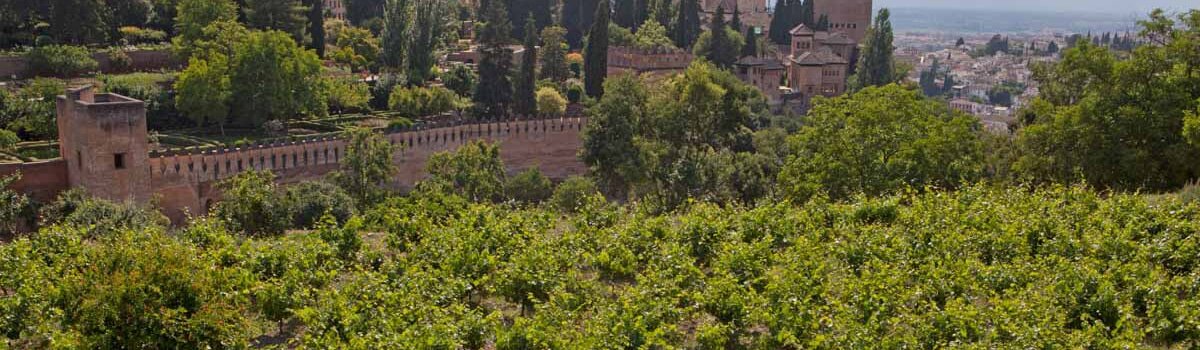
388 86 462 118
369 73 400 110
550 176 599 213
36 188 169 236
443 64 477 97
27 45 98 77
326 77 371 114
0 174 32 236
284 181 357 229
0 129 18 151
104 48 132 71
214 171 289 236
505 168 554 204
424 140 506 202
535 87 567 116
118 26 168 44
565 82 583 103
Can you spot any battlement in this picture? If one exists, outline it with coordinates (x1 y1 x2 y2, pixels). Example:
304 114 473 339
607 46 694 74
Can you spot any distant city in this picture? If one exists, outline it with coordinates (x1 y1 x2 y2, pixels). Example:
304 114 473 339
886 7 1146 34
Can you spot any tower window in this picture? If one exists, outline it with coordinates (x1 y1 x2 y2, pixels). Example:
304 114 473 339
114 153 126 169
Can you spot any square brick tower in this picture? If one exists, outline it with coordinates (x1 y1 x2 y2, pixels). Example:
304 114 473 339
813 0 873 44
56 85 151 202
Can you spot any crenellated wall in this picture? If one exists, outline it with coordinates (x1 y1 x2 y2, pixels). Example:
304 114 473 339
146 116 587 222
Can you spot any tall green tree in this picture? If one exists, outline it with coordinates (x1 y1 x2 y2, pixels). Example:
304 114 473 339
49 0 112 44
696 6 740 68
539 25 570 82
613 0 636 29
742 26 757 57
583 0 610 98
175 56 231 132
334 127 397 204
380 0 410 70
473 0 514 118
408 0 449 84
779 85 983 201
767 0 793 45
672 0 700 49
229 30 326 126
305 0 324 56
853 8 896 89
562 0 598 49
344 0 384 25
514 16 538 115
172 0 237 56
424 140 506 202
581 74 646 197
243 0 309 43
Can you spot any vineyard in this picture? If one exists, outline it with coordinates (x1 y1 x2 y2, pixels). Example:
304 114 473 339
2 184 1198 348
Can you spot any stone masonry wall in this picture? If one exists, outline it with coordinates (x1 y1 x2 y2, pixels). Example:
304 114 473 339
148 117 587 222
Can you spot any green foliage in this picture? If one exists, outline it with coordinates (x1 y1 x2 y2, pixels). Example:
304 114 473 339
387 86 463 117
171 0 238 57
549 175 599 213
4 78 65 141
175 56 230 128
1015 11 1200 191
325 77 371 114
583 0 610 98
379 0 409 70
535 87 567 116
118 26 167 44
424 140 506 202
505 168 553 205
854 8 897 89
229 30 327 125
214 170 289 236
632 18 675 50
443 64 477 98
284 180 357 229
0 174 32 236
473 0 514 118
514 16 539 115
331 25 380 73
37 189 169 237
538 26 571 83
333 127 396 205
103 48 132 71
26 45 97 77
780 85 983 201
244 0 308 44
693 6 742 69
407 0 449 84
0 130 17 151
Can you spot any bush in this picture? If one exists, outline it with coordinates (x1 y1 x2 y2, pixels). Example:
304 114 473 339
505 168 553 204
37 189 169 236
119 26 168 44
27 45 98 77
105 48 132 71
0 174 33 236
326 77 371 114
284 181 357 229
443 64 477 97
388 86 462 118
0 129 18 151
424 140 506 202
535 87 567 116
214 171 289 236
101 73 183 128
370 74 401 110
550 176 599 213
565 82 583 103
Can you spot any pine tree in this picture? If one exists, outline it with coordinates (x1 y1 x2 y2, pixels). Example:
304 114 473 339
633 0 649 31
539 25 571 82
673 0 701 49
380 0 409 70
854 8 895 88
474 0 514 118
584 0 610 98
514 15 539 115
652 0 673 32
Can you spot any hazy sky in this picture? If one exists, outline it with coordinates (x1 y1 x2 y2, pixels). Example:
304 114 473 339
874 0 1195 14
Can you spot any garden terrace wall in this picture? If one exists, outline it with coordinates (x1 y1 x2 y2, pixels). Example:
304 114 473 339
0 49 182 79
0 159 69 203
148 116 587 223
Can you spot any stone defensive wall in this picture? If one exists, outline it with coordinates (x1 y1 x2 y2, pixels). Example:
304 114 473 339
0 49 182 79
607 46 694 75
147 116 587 222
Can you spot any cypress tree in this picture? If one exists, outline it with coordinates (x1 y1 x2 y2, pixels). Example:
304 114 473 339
743 28 758 57
380 0 410 70
633 0 649 31
474 0 514 118
799 0 813 27
814 14 828 31
614 0 636 29
563 0 599 49
514 15 539 115
652 0 673 32
854 8 896 88
673 0 701 49
306 0 324 57
731 6 742 33
705 6 736 68
768 0 792 44
584 0 610 98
